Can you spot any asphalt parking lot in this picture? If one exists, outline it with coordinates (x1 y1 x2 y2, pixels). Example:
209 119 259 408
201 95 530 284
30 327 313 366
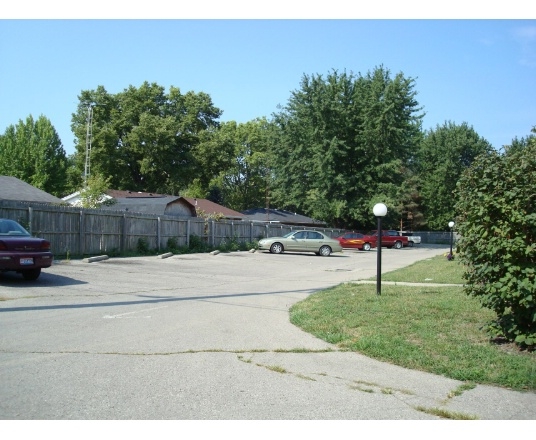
1 245 535 420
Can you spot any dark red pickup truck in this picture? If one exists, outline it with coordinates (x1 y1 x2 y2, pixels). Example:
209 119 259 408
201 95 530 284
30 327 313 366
369 230 409 249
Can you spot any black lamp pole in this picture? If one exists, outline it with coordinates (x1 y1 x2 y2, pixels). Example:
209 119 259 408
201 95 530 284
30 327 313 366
449 221 455 258
376 215 382 296
373 203 387 296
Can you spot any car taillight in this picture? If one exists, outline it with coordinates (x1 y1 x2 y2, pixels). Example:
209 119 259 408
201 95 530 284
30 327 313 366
0 241 6 251
40 240 51 251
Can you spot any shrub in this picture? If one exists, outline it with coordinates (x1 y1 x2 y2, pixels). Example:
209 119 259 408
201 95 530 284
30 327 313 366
454 137 536 349
166 237 179 252
136 237 150 254
188 234 209 253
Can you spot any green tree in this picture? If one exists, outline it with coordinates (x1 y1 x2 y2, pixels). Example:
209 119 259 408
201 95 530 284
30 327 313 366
74 174 115 209
210 119 273 211
70 82 222 195
454 128 536 348
271 67 423 229
184 118 274 211
0 115 68 197
396 172 426 231
503 127 536 155
417 121 493 230
183 121 239 199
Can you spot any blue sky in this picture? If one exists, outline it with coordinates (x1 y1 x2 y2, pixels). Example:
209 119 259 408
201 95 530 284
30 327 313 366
1 9 535 155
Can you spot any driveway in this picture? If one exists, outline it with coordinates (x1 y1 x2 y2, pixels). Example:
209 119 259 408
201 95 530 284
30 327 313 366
1 245 534 420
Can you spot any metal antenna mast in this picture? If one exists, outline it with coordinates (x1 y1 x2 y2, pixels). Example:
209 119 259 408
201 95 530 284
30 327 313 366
84 104 93 187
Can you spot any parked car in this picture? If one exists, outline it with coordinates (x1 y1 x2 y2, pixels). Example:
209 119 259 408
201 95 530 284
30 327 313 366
258 230 343 256
368 230 409 249
399 231 421 247
0 218 53 280
335 232 376 251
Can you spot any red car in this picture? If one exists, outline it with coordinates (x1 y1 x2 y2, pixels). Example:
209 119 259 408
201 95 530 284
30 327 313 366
335 232 377 251
0 218 53 280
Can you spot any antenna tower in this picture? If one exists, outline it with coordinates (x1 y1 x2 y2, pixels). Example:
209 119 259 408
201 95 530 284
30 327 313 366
84 104 93 187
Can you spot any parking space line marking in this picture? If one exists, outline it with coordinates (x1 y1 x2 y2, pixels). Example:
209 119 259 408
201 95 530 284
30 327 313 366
103 305 168 319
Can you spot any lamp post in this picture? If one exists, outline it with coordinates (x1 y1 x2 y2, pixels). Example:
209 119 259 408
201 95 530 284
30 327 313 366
448 221 455 259
373 203 388 296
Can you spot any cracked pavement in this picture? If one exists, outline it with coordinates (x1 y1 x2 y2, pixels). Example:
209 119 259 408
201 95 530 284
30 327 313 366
1 246 535 420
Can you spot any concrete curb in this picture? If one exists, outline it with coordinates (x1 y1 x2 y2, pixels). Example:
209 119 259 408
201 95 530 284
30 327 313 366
157 252 173 259
353 280 464 287
83 255 109 263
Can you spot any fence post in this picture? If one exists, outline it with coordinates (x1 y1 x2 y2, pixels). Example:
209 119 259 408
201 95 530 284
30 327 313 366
211 219 215 247
120 214 126 253
186 219 190 247
28 206 33 235
157 216 161 251
79 210 85 256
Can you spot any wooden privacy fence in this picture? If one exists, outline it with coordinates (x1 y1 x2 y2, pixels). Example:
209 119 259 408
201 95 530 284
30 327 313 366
0 200 345 257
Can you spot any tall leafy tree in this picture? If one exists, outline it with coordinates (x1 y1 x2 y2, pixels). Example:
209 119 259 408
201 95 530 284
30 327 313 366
70 82 222 194
214 118 273 211
185 118 274 211
416 121 493 230
271 67 423 229
0 115 68 197
183 121 239 199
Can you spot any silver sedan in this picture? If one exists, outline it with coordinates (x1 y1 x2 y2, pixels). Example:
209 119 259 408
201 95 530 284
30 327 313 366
258 230 343 256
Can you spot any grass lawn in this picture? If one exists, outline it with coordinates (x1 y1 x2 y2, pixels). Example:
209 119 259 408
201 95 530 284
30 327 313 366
380 253 465 284
289 255 535 391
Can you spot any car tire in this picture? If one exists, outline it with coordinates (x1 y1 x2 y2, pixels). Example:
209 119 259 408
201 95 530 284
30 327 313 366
363 243 371 251
319 245 332 256
408 241 414 247
270 243 284 254
394 241 403 249
22 268 41 280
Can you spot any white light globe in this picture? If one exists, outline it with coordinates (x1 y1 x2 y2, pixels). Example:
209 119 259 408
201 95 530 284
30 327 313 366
448 221 455 228
373 203 388 217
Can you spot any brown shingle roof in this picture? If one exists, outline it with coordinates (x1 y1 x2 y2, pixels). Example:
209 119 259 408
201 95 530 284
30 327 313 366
182 197 244 219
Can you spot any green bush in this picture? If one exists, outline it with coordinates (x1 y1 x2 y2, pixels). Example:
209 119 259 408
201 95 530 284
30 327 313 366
188 234 209 253
136 237 150 254
455 137 536 349
166 237 179 252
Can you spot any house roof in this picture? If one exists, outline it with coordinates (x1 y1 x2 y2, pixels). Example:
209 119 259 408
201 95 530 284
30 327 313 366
181 197 244 220
107 195 185 216
0 176 64 204
106 189 169 199
241 207 326 226
98 190 244 219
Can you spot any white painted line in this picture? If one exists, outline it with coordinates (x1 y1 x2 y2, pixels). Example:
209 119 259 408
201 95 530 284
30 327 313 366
103 305 168 319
